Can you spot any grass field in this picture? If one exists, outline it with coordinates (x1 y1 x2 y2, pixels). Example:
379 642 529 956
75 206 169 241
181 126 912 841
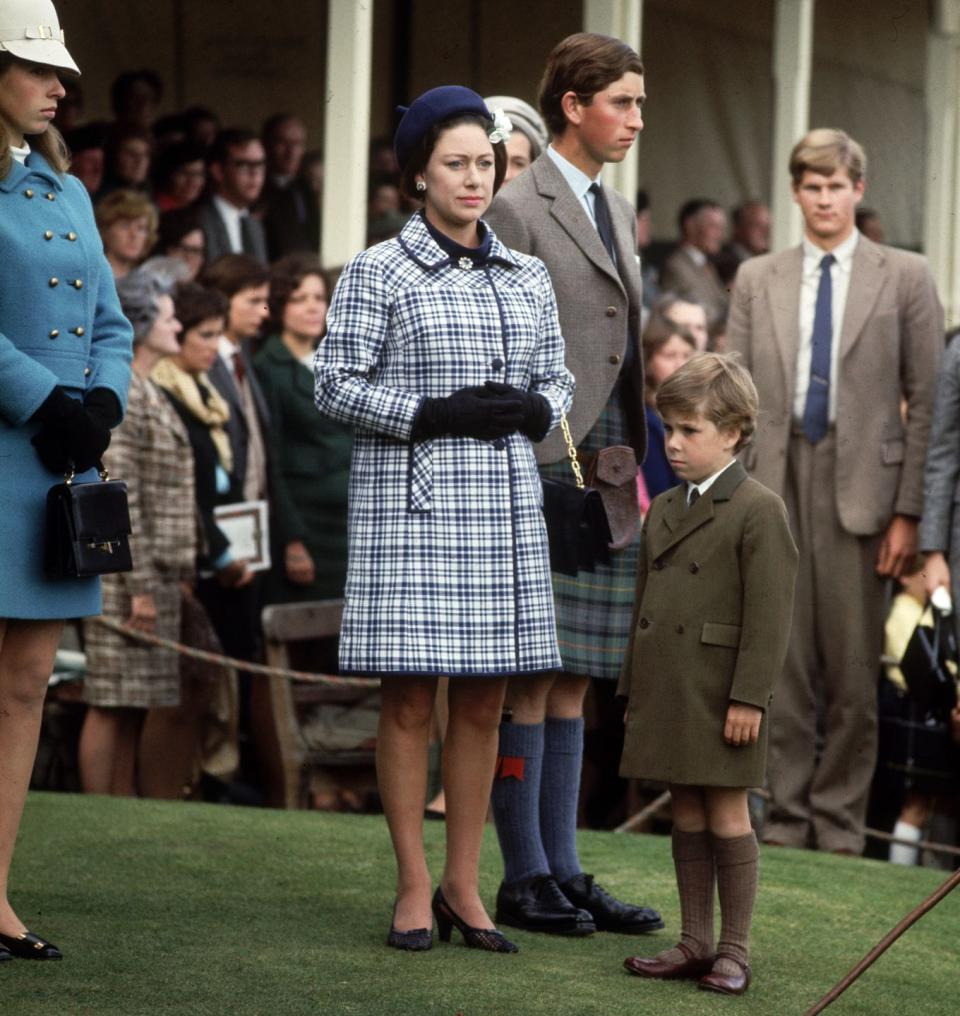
3 792 958 1016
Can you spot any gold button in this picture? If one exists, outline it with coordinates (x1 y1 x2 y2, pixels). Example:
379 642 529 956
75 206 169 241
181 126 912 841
72 279 83 289
67 232 77 241
49 277 59 287
49 329 59 339
83 367 91 377
24 189 34 198
45 192 55 201
608 353 622 365
44 230 53 240
605 306 617 317
71 326 86 336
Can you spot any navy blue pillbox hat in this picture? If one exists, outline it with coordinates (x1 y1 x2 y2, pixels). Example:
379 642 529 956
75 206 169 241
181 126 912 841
394 85 492 169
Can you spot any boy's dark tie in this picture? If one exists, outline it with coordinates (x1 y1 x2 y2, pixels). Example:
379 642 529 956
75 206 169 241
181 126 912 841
802 253 835 443
589 182 617 267
687 488 700 509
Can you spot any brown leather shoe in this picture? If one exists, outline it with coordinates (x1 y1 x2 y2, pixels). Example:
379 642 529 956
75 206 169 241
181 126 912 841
624 942 715 980
699 955 752 995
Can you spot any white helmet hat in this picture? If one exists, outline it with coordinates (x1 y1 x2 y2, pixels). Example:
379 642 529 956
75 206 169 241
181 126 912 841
0 0 79 75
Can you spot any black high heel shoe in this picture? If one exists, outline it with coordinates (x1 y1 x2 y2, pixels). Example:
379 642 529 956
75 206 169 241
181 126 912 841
386 902 433 951
0 930 62 960
431 887 518 953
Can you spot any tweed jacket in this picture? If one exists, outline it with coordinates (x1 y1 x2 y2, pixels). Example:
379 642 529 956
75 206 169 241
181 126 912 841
726 236 943 535
659 246 729 333
485 152 645 465
314 213 574 676
0 152 132 620
195 198 268 266
103 373 197 597
618 461 798 787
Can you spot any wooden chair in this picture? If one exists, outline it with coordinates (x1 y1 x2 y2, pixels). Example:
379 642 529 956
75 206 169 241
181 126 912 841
251 599 377 808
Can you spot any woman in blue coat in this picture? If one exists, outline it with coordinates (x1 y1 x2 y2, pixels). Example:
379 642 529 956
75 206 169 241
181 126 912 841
315 87 574 954
0 6 133 962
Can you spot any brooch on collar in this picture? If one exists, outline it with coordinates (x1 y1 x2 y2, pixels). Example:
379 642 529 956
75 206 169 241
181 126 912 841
458 257 474 270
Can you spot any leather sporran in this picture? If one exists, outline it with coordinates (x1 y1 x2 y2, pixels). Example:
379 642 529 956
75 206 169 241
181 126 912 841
584 445 639 550
44 463 133 579
541 417 612 577
900 608 959 722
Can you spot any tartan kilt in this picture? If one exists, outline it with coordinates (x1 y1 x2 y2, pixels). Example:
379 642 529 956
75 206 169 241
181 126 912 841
540 386 639 680
82 577 183 708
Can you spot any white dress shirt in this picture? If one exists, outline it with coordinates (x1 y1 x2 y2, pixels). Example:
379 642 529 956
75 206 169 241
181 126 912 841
687 458 737 505
682 244 707 268
793 228 859 424
546 145 601 228
212 194 248 255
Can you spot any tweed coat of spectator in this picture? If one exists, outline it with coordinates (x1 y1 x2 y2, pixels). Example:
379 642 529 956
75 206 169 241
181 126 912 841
314 213 574 677
83 372 197 707
0 152 132 620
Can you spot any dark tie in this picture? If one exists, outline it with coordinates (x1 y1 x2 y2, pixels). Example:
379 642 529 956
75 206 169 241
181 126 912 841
802 253 835 443
687 488 700 509
233 351 246 386
589 182 617 267
240 215 258 258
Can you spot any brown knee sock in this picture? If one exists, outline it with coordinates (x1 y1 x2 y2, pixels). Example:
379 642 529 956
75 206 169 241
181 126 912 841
712 831 759 974
656 829 715 962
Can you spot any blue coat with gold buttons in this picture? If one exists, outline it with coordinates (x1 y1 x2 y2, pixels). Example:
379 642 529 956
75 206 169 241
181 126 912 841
0 152 133 619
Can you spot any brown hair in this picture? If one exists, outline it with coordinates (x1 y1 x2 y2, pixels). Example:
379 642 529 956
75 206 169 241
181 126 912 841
268 254 328 333
655 352 758 452
0 55 71 179
398 114 507 202
789 128 866 186
538 32 644 138
642 311 696 364
173 281 227 336
201 253 270 299
94 188 159 249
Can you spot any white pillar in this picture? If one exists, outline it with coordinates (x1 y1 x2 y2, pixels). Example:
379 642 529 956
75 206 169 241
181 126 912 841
924 2 960 326
770 0 814 252
321 0 374 269
583 0 643 205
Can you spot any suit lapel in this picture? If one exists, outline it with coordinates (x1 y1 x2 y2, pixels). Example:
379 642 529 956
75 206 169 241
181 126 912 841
839 237 885 360
767 247 803 399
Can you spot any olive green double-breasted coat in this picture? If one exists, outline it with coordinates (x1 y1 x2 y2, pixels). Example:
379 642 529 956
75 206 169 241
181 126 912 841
617 460 798 787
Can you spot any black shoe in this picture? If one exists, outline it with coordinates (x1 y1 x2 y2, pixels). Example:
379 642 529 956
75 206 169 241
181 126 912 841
432 887 517 953
495 875 596 936
0 930 63 960
0 945 11 962
559 873 664 934
386 900 433 951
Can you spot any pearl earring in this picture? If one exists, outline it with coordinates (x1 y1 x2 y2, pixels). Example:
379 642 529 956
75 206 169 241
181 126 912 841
416 180 426 193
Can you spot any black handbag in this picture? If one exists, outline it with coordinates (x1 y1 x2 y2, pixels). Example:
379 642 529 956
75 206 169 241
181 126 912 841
899 607 959 722
541 417 612 577
44 463 133 579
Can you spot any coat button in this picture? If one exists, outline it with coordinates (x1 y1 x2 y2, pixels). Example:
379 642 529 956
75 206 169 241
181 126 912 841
67 232 77 241
689 562 700 574
24 189 34 198
609 354 621 365
84 367 92 377
72 279 83 289
49 277 59 287
638 617 649 629
605 306 617 317
491 357 504 370
492 438 506 450
70 326 86 336
44 230 53 240
45 192 55 201
652 559 664 570
49 329 59 339
675 624 685 634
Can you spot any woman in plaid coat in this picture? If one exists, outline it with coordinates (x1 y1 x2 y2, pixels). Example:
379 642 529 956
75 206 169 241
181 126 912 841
315 87 573 954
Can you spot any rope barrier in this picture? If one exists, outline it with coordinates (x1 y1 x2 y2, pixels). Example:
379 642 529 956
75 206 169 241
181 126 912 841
90 616 380 689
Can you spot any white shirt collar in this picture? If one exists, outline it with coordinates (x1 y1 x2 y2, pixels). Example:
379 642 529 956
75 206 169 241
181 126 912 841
10 140 30 165
218 335 238 360
546 144 600 202
687 458 737 504
682 243 707 268
802 227 859 272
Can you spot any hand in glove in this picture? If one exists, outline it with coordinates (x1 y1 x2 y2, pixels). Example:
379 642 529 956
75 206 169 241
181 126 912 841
31 386 113 474
477 380 553 442
411 384 525 441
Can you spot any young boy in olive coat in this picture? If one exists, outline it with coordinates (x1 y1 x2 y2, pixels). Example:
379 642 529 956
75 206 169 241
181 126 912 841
618 354 798 996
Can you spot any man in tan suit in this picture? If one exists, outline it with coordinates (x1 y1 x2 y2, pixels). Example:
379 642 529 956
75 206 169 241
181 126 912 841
660 199 729 338
726 128 943 854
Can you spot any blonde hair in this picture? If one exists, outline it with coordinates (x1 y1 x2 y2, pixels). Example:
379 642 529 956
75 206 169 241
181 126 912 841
95 189 159 250
789 128 866 186
0 55 71 179
655 352 759 453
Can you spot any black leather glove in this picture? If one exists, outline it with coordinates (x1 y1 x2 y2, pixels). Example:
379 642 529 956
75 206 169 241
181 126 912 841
478 381 553 442
31 386 112 474
84 387 122 429
411 384 525 441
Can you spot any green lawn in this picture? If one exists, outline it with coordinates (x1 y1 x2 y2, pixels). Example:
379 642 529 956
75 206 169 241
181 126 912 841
4 792 958 1015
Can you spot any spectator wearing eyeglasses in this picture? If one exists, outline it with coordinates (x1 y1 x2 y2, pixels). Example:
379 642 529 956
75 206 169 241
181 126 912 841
99 125 153 200
154 207 207 282
153 141 207 212
195 128 268 265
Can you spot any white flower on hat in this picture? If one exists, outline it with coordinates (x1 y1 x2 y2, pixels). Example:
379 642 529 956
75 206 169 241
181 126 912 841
487 109 513 145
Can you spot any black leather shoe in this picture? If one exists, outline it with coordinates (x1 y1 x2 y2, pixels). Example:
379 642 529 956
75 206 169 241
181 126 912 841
0 944 12 962
560 873 664 934
495 875 596 936
0 930 62 960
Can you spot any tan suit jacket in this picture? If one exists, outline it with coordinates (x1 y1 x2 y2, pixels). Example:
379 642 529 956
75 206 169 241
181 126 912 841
726 236 943 536
485 152 645 466
617 462 798 787
659 246 729 333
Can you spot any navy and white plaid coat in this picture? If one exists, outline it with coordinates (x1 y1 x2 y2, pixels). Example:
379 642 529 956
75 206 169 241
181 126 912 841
314 213 575 677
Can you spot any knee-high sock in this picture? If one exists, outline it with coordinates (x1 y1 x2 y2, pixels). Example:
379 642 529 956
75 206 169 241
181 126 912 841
539 716 584 884
654 829 716 963
490 721 550 884
712 831 759 972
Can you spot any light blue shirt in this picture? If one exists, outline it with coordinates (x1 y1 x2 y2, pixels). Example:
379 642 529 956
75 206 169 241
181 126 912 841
546 145 601 228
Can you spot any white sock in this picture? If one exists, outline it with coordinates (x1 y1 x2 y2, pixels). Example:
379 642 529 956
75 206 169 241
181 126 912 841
889 820 922 865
